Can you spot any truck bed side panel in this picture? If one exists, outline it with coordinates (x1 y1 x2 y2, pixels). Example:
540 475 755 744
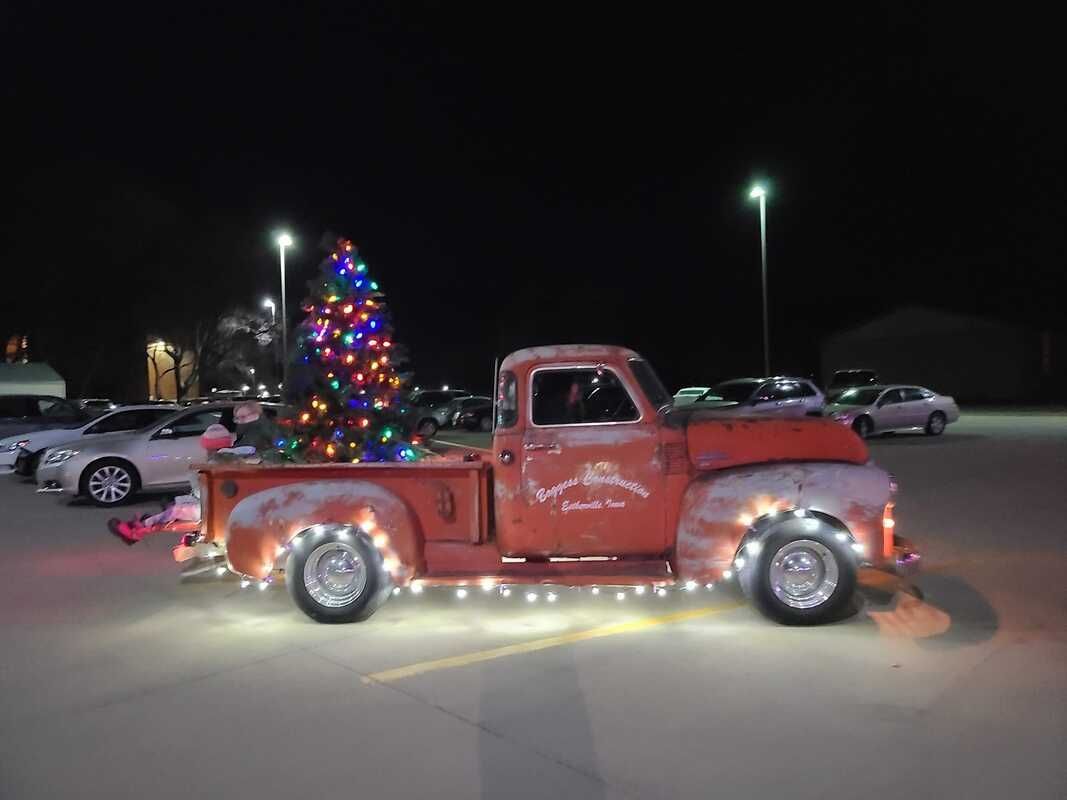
200 462 490 579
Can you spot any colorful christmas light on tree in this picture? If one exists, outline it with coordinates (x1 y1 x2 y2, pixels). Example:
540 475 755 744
283 238 417 463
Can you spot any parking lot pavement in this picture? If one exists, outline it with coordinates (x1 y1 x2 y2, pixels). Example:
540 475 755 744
1 414 1065 799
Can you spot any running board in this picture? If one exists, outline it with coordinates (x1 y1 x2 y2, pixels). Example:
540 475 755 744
422 558 672 587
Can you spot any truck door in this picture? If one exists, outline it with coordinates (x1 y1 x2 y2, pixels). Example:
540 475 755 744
518 365 664 556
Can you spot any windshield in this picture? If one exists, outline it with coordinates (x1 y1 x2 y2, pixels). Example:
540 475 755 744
628 359 672 409
829 387 881 405
706 380 759 403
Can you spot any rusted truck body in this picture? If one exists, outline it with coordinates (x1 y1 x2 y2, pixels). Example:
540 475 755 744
187 345 914 624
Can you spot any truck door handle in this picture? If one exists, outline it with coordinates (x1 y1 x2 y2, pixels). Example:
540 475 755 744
523 442 559 451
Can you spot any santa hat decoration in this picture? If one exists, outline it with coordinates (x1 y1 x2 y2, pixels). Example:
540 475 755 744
200 423 235 452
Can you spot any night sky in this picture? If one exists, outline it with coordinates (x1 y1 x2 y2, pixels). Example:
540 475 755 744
3 5 1063 398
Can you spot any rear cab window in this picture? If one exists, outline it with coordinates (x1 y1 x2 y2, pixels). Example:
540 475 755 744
496 372 518 429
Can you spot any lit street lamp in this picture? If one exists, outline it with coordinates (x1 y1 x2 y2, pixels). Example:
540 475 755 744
749 185 770 376
275 233 293 391
262 297 276 324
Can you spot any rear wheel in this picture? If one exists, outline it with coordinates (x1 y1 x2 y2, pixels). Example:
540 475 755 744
852 416 873 438
478 415 492 432
416 418 439 438
285 526 391 623
745 528 857 625
81 458 140 507
925 411 946 436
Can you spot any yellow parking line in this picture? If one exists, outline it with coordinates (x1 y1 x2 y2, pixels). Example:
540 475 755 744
367 602 745 683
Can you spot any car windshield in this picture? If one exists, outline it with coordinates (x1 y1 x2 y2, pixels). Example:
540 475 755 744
829 387 882 405
706 380 759 403
628 359 672 409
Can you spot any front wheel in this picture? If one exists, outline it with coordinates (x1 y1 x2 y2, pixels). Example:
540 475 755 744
744 528 857 625
285 526 391 623
81 458 140 506
416 418 439 438
925 411 946 436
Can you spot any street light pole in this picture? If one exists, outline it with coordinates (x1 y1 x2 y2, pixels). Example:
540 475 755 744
750 186 770 375
276 233 293 391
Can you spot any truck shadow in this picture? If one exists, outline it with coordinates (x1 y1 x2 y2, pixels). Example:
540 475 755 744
858 573 999 647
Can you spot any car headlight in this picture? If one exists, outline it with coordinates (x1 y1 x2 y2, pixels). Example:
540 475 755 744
45 448 79 465
7 440 30 452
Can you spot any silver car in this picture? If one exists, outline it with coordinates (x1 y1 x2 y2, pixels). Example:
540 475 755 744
0 403 177 476
823 385 960 438
37 402 286 507
691 377 825 417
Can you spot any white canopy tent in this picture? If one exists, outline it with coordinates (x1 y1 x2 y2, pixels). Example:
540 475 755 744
0 363 66 397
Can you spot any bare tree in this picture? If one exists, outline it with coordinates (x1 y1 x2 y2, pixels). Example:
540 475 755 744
147 307 276 401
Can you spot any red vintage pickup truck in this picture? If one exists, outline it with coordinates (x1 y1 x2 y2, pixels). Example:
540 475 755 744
185 345 915 625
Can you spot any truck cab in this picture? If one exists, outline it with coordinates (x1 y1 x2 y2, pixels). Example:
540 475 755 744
491 346 677 559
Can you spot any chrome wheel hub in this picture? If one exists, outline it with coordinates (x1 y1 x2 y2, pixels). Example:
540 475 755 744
88 466 132 503
304 541 368 608
769 539 839 609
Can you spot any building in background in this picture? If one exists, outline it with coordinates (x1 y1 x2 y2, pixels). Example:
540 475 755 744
146 340 199 401
821 306 1061 403
0 362 66 397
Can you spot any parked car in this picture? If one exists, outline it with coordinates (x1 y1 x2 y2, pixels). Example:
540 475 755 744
0 395 91 439
451 396 494 431
691 377 825 417
36 402 287 506
1 404 178 477
407 389 471 437
672 387 711 406
823 385 959 437
828 369 878 392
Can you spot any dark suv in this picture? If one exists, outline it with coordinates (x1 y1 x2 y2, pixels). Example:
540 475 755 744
0 395 89 439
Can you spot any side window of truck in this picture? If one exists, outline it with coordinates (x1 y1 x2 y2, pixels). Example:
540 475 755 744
497 372 518 429
531 368 639 426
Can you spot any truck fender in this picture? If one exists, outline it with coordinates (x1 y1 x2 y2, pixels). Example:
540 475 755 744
224 480 424 581
673 462 891 582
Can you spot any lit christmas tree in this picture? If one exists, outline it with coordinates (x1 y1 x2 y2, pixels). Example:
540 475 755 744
283 238 417 463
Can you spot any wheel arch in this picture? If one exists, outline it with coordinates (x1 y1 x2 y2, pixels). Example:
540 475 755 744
732 509 863 573
224 480 424 581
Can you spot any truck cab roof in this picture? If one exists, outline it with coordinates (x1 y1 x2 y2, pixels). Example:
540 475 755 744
500 345 642 373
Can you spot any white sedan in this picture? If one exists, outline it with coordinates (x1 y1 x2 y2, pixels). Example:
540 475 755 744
0 404 177 476
823 385 960 437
